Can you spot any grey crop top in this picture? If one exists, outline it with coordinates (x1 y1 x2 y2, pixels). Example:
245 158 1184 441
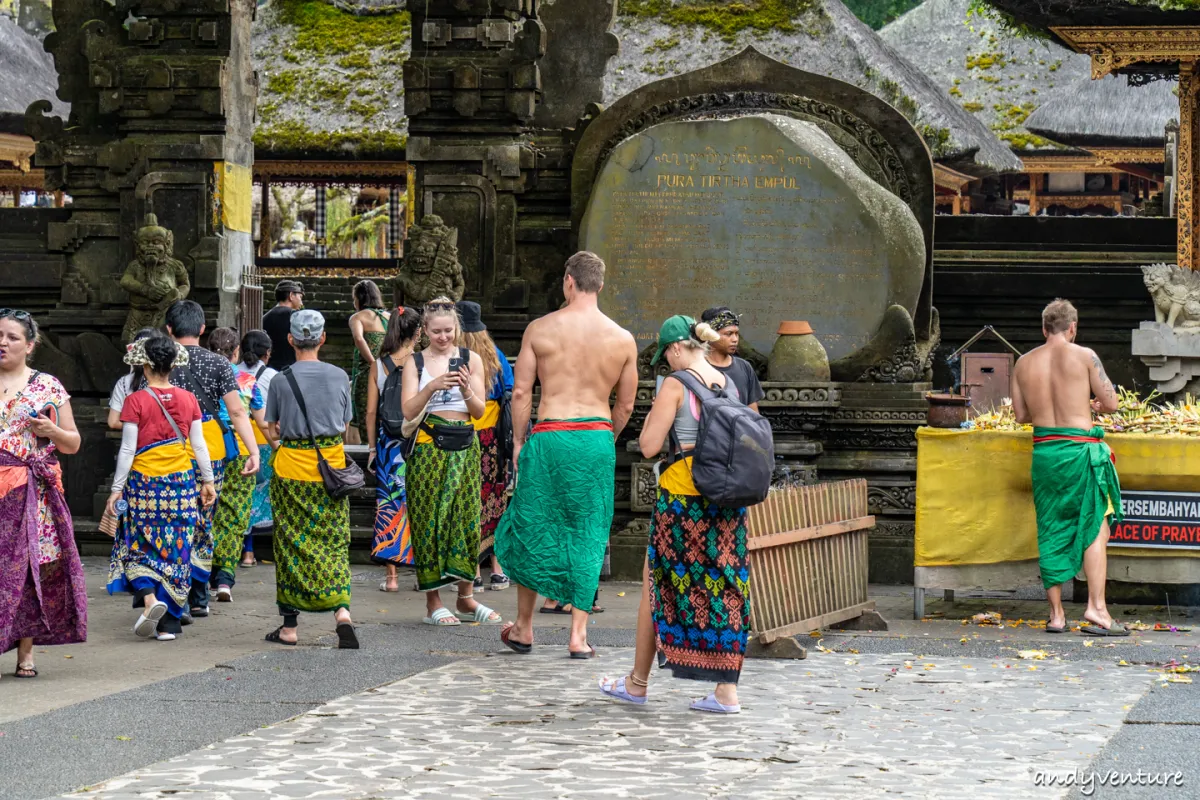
670 373 740 449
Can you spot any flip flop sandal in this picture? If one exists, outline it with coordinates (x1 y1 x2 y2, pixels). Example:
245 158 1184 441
569 645 597 659
134 600 169 638
454 602 502 625
592 605 606 614
14 662 37 679
598 676 646 705
540 603 572 615
265 626 297 646
379 581 400 593
336 622 359 650
1046 622 1066 633
500 622 532 654
1081 622 1130 637
238 560 257 569
690 694 742 714
423 607 461 626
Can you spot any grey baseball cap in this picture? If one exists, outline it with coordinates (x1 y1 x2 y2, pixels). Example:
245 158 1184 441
290 308 325 342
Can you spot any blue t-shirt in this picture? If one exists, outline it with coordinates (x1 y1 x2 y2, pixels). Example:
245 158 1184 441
489 345 515 401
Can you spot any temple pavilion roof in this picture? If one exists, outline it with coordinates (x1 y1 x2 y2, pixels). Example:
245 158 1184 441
1025 72 1178 148
606 0 1022 176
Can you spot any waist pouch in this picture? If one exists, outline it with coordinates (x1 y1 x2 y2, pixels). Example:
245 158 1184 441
422 421 476 452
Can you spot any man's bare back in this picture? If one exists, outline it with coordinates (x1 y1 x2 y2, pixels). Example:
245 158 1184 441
521 304 638 426
1013 339 1117 429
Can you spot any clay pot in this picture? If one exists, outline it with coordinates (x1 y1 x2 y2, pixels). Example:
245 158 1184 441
925 392 971 428
768 321 830 382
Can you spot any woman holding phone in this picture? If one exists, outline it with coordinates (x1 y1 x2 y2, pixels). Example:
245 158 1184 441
400 297 501 627
0 308 87 678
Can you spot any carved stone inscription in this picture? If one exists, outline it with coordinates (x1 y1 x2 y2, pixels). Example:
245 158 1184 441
580 114 925 361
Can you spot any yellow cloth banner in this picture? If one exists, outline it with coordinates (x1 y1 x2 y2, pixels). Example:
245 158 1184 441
253 421 268 447
185 418 226 464
916 428 1200 567
132 440 192 477
273 441 346 482
216 161 253 233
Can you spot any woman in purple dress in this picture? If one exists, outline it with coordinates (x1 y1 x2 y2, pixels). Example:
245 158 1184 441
0 308 87 679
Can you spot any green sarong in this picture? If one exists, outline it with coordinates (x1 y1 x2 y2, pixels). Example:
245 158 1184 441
1031 426 1123 589
408 418 481 591
270 437 352 613
495 418 615 613
211 454 254 585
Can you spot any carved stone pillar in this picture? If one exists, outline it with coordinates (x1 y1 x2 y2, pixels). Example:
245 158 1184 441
29 0 257 345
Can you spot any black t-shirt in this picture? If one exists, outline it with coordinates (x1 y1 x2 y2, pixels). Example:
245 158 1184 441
712 356 764 407
263 305 296 370
169 345 239 421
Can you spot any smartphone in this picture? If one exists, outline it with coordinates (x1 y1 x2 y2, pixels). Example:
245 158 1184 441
447 356 464 374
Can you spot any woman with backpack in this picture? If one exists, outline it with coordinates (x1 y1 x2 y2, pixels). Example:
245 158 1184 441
400 298 501 627
600 315 754 714
365 306 422 592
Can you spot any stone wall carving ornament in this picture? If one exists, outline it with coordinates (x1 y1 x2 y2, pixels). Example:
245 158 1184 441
1143 263 1200 331
120 213 191 343
395 214 466 305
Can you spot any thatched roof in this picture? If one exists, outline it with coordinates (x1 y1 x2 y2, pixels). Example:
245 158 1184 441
252 0 408 161
605 0 1021 175
881 0 1090 151
981 0 1200 30
1025 74 1177 148
0 13 66 129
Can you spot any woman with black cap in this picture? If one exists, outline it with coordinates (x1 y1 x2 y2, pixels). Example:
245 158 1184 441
456 301 514 591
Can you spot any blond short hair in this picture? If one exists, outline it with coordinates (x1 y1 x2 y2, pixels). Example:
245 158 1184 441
565 251 605 294
1042 298 1078 334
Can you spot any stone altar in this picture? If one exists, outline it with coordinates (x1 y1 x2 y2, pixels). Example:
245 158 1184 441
580 113 926 362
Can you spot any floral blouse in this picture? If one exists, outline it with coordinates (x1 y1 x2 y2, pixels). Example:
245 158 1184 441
0 371 70 564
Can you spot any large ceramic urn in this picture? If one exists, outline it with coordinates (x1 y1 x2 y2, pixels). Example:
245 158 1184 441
768 321 831 382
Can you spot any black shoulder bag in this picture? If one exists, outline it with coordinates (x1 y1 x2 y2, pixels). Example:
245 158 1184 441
280 367 365 498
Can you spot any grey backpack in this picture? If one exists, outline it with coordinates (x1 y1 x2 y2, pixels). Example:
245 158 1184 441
669 370 774 508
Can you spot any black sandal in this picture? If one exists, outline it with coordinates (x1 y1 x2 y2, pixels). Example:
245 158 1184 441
265 626 296 646
539 602 572 615
336 622 359 650
14 662 37 678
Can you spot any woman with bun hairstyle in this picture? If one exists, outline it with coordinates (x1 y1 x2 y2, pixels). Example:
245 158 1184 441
106 333 217 641
600 315 750 714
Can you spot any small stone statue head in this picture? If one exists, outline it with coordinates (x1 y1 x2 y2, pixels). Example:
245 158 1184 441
135 213 172 269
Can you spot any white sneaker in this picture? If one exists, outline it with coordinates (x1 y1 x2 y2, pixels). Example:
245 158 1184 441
155 631 177 641
134 600 168 638
216 585 232 602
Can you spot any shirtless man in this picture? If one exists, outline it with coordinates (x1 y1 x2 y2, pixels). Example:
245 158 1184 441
495 251 639 657
1011 299 1126 636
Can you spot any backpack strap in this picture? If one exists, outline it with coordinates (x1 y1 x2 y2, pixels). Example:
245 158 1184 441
179 364 230 435
414 351 424 376
280 367 327 466
255 363 268 381
380 356 395 376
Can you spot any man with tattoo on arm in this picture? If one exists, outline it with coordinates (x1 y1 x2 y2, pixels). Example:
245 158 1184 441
1012 299 1126 636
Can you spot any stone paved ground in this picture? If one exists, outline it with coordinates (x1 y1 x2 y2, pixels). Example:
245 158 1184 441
67 651 1152 800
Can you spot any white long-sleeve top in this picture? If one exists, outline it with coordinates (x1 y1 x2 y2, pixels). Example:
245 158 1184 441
111 419 214 493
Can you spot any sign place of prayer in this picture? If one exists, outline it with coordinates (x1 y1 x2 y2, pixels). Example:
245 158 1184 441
1111 490 1200 549
578 113 926 361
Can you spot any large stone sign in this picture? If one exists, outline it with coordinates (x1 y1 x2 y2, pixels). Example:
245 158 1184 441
579 113 926 361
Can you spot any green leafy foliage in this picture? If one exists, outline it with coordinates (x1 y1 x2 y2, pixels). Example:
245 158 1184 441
842 0 923 29
618 0 825 41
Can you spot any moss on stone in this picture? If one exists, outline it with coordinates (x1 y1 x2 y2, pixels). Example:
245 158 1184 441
253 119 407 158
965 52 1006 71
268 70 302 96
644 35 682 53
998 131 1053 149
346 99 380 121
949 85 963 97
618 0 825 42
275 0 410 55
338 52 372 70
962 101 984 112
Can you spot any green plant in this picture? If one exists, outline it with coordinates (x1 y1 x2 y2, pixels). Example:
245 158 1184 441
618 0 825 42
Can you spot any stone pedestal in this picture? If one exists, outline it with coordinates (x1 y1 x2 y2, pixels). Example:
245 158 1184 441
1132 320 1200 396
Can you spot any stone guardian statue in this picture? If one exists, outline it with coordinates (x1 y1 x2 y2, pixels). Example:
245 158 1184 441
395 214 465 305
120 213 191 342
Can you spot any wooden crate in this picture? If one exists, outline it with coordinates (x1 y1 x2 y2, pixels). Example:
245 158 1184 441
747 479 875 643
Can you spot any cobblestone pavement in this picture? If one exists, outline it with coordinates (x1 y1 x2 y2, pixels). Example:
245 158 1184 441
68 650 1151 800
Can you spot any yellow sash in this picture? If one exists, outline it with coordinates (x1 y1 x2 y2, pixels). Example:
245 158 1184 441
253 420 268 447
274 441 346 482
472 400 501 431
659 456 699 496
132 440 192 478
185 418 227 463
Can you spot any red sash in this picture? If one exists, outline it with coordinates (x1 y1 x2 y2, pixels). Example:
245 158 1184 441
532 420 614 435
1031 434 1116 464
